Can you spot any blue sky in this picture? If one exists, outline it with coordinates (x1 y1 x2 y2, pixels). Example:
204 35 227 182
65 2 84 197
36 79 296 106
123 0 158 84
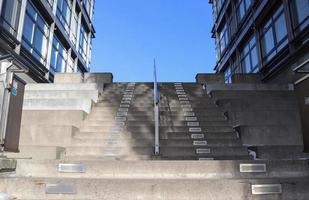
91 0 216 82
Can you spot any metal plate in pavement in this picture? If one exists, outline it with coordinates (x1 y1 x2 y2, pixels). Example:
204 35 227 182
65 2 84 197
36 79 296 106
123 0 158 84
191 134 204 139
58 164 86 173
187 122 199 126
189 127 202 132
193 141 208 146
251 184 282 195
46 183 76 194
240 164 267 173
185 117 197 121
196 148 211 154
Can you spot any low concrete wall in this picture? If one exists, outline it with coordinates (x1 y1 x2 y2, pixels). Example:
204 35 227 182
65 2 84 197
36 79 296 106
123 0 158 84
21 110 86 127
231 74 262 83
54 73 83 83
20 125 77 147
195 73 225 84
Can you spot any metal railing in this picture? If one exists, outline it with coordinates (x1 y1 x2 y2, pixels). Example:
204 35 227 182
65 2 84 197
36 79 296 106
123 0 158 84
153 59 160 155
293 59 309 73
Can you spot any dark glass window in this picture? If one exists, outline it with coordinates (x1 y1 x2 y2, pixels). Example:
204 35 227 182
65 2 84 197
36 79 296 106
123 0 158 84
214 0 225 18
240 35 259 73
56 0 72 35
70 10 79 46
0 0 22 36
236 0 252 22
50 36 68 74
218 23 228 54
22 2 49 65
261 5 288 62
292 0 309 31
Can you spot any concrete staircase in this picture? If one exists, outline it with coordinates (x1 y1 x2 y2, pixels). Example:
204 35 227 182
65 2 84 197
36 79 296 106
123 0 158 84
0 73 308 199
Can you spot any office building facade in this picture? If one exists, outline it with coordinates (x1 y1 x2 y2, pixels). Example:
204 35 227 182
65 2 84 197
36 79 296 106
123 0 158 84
0 0 95 82
210 0 308 84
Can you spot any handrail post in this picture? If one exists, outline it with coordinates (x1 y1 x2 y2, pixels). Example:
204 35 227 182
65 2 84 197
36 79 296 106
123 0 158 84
153 59 160 155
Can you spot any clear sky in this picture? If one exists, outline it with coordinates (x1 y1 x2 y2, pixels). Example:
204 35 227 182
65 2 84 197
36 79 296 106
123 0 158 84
91 0 216 82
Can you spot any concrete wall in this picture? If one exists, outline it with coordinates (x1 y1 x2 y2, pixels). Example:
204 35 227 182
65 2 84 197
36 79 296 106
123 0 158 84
195 73 225 84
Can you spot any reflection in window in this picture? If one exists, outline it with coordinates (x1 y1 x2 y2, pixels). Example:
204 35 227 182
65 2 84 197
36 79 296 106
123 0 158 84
292 0 309 30
214 0 225 17
71 10 79 46
0 0 22 36
240 35 258 73
237 0 252 22
50 36 68 74
44 0 54 8
261 5 288 62
22 2 49 65
56 0 72 35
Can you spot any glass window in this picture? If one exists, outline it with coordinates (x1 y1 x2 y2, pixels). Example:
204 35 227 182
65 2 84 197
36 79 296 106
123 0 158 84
79 24 88 63
70 10 79 46
56 0 72 35
44 0 54 8
261 5 288 62
218 23 228 54
224 66 232 83
50 36 68 74
237 0 252 22
0 0 22 36
292 0 309 30
22 2 50 65
240 35 259 73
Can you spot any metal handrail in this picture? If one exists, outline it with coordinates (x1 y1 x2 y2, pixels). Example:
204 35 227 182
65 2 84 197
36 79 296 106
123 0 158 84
293 59 309 73
153 59 160 155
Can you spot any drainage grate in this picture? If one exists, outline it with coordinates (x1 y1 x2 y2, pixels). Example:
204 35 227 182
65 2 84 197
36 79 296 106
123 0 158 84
240 164 266 173
199 157 214 160
46 183 77 194
180 101 191 105
58 164 86 173
184 112 195 117
196 148 211 154
251 184 282 195
122 97 132 101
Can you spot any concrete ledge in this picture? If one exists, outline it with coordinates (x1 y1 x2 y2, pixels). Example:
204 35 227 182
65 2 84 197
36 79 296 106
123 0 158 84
25 83 98 91
238 125 303 146
195 73 225 84
54 73 83 83
0 158 16 172
20 125 78 147
24 90 98 103
23 99 94 114
21 110 86 126
4 146 65 160
206 83 294 94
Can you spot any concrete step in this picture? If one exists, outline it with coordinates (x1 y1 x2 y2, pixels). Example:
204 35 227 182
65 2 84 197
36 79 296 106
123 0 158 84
70 138 242 147
73 131 154 140
206 83 293 93
12 159 309 179
2 177 308 199
166 131 239 140
160 146 249 157
83 119 230 127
